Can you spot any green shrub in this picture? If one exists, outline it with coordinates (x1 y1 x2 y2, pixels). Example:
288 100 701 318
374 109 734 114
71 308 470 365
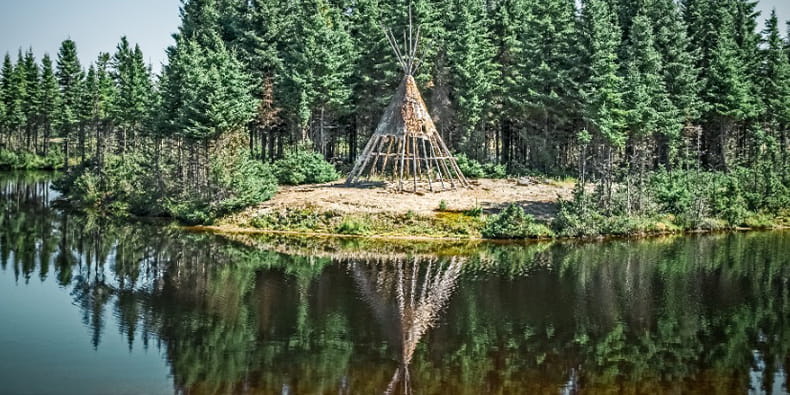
455 153 486 178
250 208 335 230
209 154 278 214
165 154 278 224
483 162 507 178
464 205 483 217
482 204 554 239
553 187 606 237
272 150 339 185
336 217 370 235
455 153 507 179
438 200 448 211
0 149 63 170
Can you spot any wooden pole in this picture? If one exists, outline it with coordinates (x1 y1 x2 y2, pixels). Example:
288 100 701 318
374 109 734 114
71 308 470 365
398 136 407 191
411 136 419 192
421 138 434 192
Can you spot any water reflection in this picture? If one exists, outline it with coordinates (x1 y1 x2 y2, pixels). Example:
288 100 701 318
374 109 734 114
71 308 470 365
1 172 790 394
350 257 463 394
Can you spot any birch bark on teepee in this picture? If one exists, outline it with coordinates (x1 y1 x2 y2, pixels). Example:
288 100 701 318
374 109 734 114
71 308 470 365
346 17 469 192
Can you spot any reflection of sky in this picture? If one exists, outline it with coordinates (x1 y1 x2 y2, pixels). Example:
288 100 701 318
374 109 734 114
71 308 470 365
0 269 172 395
0 0 788 76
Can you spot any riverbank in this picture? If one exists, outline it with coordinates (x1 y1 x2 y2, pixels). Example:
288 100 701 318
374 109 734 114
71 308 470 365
210 178 572 239
208 177 789 240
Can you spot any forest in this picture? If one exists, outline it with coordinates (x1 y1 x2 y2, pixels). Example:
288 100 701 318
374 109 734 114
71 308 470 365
0 0 788 233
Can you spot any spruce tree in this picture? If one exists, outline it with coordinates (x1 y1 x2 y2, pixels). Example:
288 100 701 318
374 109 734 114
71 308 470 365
650 0 700 126
279 0 354 149
56 39 83 167
580 0 627 206
38 54 60 156
520 0 581 170
347 0 399 160
622 11 675 210
447 0 498 158
759 9 790 162
490 0 527 166
112 37 153 154
21 49 41 151
1 54 25 148
702 2 753 169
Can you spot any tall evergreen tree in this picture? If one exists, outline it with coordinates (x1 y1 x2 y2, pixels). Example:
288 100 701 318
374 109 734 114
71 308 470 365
580 0 627 206
447 0 498 158
347 0 399 160
519 0 581 170
278 0 354 150
759 10 790 162
701 1 753 169
490 0 527 166
21 49 41 151
38 54 60 156
56 39 83 167
112 37 153 154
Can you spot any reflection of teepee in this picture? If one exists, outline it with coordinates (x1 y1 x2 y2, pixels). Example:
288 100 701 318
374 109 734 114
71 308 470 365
346 17 469 192
350 256 463 394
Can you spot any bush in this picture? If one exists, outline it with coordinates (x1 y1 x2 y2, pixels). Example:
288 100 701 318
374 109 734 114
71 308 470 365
0 149 63 170
272 150 339 185
55 153 154 215
336 217 370 235
482 204 554 239
553 188 606 237
455 153 507 179
166 154 278 224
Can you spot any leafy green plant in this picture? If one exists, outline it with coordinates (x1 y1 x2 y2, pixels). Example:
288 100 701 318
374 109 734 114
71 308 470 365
482 204 554 239
438 200 448 211
335 217 371 235
455 153 507 179
272 150 340 185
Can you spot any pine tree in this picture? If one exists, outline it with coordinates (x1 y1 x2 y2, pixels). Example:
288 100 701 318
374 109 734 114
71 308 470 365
519 0 581 171
158 34 258 193
702 1 753 169
21 49 41 152
38 54 60 156
447 0 498 158
278 0 354 150
759 9 790 163
580 0 627 207
490 0 527 166
56 39 83 167
622 10 675 211
650 0 700 127
112 37 153 154
1 54 25 148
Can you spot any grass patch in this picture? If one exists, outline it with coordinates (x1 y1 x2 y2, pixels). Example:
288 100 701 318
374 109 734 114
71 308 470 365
335 217 371 235
482 204 554 239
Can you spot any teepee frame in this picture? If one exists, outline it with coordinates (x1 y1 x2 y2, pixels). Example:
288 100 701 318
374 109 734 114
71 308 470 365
346 11 469 192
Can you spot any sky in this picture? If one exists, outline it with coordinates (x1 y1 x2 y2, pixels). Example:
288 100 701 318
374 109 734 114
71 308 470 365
0 0 788 75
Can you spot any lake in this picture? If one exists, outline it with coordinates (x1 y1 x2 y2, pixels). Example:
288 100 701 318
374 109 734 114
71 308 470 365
1 171 789 394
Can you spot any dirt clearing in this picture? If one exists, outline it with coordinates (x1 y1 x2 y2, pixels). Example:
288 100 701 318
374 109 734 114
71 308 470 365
225 178 575 223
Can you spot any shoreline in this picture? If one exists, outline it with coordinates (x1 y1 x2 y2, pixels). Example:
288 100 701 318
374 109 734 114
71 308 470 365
187 219 789 244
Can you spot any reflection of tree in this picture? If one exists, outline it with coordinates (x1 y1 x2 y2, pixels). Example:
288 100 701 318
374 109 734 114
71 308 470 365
351 256 462 394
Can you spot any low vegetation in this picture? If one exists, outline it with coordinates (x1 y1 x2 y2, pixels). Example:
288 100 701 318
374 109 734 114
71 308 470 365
272 150 340 185
0 149 62 170
482 204 554 239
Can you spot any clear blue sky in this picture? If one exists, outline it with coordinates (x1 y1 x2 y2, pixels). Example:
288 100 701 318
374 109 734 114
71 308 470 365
0 0 788 75
0 0 181 73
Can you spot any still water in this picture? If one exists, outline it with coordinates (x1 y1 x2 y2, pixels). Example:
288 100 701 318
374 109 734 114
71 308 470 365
1 172 789 394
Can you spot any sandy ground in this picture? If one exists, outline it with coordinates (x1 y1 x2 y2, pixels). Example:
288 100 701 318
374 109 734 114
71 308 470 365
229 178 575 221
